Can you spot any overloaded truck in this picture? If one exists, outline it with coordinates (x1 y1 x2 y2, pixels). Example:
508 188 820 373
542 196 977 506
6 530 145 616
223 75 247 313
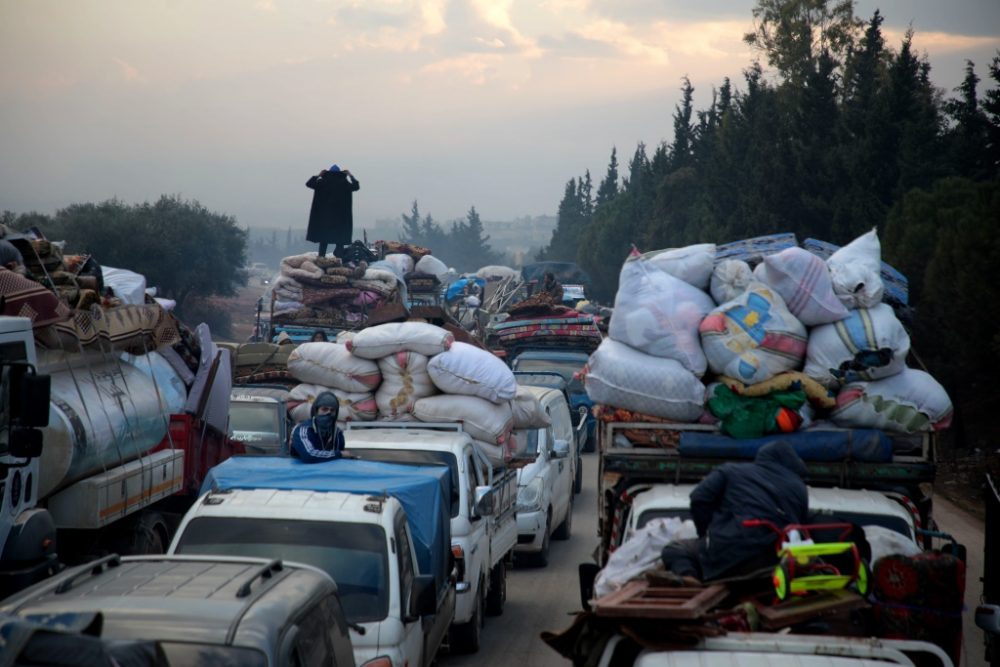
565 232 967 666
0 309 241 597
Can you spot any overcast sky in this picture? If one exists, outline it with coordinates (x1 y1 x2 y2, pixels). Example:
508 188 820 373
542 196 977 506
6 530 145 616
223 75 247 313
1 1 997 232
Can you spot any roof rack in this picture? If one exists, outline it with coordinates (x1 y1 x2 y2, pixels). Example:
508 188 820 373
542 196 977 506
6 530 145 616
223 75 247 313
345 422 464 432
236 559 284 599
55 554 122 594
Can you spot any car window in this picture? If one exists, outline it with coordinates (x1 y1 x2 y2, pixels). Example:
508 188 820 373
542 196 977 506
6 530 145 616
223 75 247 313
293 611 331 666
175 517 389 623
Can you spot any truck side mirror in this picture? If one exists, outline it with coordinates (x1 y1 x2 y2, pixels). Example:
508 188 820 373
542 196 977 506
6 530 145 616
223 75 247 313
408 574 437 620
9 428 43 459
552 439 570 459
473 486 495 517
11 370 50 428
976 604 1000 635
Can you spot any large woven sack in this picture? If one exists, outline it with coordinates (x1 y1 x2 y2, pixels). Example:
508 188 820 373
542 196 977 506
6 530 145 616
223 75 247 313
510 386 552 429
710 259 752 305
699 283 808 385
414 254 449 279
804 303 909 387
383 253 415 277
288 383 377 423
641 243 716 290
832 368 952 433
427 341 517 403
347 322 454 359
609 255 715 375
376 351 438 419
827 228 885 309
287 342 381 393
753 247 849 326
474 439 509 468
585 338 705 422
413 394 514 445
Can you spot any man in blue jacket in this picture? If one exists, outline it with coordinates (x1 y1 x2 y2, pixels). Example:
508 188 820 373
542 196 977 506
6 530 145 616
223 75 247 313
290 391 348 463
661 440 808 582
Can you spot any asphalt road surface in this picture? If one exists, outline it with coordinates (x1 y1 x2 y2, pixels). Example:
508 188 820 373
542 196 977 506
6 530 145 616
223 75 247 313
438 451 988 667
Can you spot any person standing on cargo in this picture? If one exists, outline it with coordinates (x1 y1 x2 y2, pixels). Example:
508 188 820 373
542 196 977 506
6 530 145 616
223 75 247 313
290 391 349 463
306 165 360 258
660 440 808 582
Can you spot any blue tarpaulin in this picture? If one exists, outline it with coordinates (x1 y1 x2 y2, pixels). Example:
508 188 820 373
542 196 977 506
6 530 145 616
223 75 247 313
202 457 452 593
445 277 486 302
678 429 893 463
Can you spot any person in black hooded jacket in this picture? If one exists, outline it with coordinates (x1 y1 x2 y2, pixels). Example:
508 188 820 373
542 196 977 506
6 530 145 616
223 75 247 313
661 440 808 582
290 391 347 463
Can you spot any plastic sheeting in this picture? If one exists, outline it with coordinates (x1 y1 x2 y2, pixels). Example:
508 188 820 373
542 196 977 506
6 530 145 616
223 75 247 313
202 456 452 595
184 323 232 434
677 428 893 463
101 266 148 305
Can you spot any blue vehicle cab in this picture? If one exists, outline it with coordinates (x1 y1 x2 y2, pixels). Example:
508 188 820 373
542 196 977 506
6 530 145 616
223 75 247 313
511 350 596 453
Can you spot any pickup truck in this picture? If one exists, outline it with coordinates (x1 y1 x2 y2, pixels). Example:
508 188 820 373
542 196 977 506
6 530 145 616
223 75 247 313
344 423 517 654
563 483 963 667
511 385 577 566
169 456 455 667
512 351 597 452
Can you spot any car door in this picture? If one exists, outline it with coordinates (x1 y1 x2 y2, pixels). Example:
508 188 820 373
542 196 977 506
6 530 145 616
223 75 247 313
544 395 573 524
395 514 426 666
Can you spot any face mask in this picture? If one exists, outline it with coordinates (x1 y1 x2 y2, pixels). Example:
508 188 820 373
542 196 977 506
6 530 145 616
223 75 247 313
314 414 337 443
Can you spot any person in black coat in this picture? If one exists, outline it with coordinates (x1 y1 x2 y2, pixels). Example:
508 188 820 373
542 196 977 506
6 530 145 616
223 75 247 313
306 165 360 257
661 440 808 582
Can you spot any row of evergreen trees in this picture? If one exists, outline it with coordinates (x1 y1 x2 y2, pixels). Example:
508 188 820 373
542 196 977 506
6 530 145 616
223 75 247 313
539 0 1000 446
399 202 505 273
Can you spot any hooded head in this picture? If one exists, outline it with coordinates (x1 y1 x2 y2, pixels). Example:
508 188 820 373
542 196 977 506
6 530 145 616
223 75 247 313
328 164 341 173
0 240 24 272
755 440 807 478
311 391 340 420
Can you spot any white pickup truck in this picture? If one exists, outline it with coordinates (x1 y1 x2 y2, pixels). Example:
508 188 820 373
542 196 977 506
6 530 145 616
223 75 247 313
345 423 518 654
512 385 577 566
169 457 456 667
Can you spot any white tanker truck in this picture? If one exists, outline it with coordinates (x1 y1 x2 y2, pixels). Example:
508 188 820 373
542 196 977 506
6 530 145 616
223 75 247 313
0 314 241 598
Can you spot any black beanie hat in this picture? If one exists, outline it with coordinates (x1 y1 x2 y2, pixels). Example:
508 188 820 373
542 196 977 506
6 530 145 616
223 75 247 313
311 391 340 420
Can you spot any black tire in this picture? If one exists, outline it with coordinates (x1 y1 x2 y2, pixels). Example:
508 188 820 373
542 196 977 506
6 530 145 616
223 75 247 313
113 512 168 556
582 423 596 453
449 585 483 654
485 561 506 616
573 456 583 494
553 496 573 540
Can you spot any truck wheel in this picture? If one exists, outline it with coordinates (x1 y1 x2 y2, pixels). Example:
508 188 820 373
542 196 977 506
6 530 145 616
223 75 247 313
109 511 169 556
449 584 483 654
573 456 583 494
553 496 573 540
485 561 506 616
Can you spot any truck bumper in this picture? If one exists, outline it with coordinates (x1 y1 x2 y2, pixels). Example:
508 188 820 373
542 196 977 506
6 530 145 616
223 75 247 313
515 509 545 553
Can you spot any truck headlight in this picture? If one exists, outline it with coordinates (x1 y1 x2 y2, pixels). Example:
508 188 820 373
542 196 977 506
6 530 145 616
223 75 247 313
517 477 544 513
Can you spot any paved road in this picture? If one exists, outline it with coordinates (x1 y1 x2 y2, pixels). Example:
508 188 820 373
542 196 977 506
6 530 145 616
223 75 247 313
439 452 989 667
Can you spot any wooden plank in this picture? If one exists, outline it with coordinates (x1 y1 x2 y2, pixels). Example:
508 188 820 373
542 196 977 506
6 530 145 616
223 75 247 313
594 581 729 619
756 589 868 630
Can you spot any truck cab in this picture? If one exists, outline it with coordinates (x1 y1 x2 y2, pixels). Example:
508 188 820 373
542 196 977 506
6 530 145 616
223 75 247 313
170 458 455 667
229 386 292 455
344 424 517 654
512 351 596 452
511 385 577 566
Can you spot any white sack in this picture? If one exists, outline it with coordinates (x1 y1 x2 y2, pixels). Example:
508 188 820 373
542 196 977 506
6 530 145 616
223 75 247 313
609 255 715 375
476 265 519 281
413 394 514 445
642 243 716 290
101 266 147 305
832 368 953 433
347 322 454 359
474 439 509 468
865 525 921 566
383 253 415 276
376 351 438 419
710 259 753 305
585 339 705 422
287 342 382 393
827 228 885 309
804 303 910 387
509 387 552 429
593 517 698 599
414 254 449 279
288 384 377 423
699 283 808 385
335 330 355 344
753 247 849 326
427 341 517 404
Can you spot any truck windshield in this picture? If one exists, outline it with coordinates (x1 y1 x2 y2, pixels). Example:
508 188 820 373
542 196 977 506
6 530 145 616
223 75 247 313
228 403 282 453
513 358 586 393
174 518 389 623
